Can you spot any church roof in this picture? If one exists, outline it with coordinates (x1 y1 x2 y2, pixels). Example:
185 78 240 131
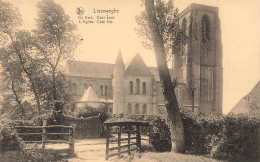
65 60 177 81
65 60 114 79
125 53 152 76
79 86 100 102
229 81 260 115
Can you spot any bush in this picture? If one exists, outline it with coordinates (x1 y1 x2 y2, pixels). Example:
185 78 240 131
181 110 223 155
213 114 260 162
108 112 260 161
149 116 172 152
0 125 23 154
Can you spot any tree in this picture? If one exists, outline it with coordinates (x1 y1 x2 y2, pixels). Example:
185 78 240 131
136 0 185 152
33 0 81 123
0 0 76 120
0 1 42 116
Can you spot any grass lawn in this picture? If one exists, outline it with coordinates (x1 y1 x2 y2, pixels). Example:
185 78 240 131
128 152 221 162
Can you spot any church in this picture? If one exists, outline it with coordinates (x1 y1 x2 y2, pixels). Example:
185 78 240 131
65 3 223 115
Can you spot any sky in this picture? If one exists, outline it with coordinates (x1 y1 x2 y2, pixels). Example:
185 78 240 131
5 0 260 114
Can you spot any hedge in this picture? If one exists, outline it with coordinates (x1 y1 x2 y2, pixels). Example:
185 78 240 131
108 112 260 161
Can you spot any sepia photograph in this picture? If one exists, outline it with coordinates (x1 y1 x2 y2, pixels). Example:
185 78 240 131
0 0 259 161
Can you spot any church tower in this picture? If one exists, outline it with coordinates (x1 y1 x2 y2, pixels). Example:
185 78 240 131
172 4 223 113
113 50 125 114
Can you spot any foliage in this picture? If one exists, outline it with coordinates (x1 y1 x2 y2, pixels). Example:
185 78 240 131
108 112 260 161
213 114 260 162
77 103 110 120
181 110 223 155
135 0 186 60
0 0 79 121
0 121 24 154
149 116 172 152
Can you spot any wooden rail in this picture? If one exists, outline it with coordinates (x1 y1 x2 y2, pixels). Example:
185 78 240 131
15 120 75 155
104 121 149 160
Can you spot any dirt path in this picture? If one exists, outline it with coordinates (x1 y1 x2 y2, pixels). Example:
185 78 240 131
65 139 128 162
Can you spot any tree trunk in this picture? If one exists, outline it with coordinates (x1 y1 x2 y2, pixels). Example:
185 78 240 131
52 69 63 124
11 80 25 117
7 33 41 114
145 0 185 153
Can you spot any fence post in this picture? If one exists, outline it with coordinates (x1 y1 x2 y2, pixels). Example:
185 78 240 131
136 124 141 152
69 124 75 155
118 126 122 157
105 124 110 160
42 119 47 149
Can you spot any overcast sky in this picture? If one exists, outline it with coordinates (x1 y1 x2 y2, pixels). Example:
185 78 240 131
5 0 260 114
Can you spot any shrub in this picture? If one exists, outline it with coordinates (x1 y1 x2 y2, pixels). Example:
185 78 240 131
108 112 260 161
149 116 172 152
0 122 24 154
213 114 260 162
181 110 223 155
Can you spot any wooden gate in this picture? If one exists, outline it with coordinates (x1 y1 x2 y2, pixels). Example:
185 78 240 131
104 121 149 160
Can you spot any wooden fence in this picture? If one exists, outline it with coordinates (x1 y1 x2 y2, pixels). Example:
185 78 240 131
64 115 102 139
104 121 149 160
15 120 75 155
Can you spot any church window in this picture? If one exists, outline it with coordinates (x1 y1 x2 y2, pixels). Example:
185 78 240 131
201 46 209 65
130 81 133 94
100 85 103 96
200 67 209 102
143 82 146 95
72 83 76 94
136 79 140 94
135 104 139 115
142 104 147 115
105 85 108 96
127 103 132 114
201 15 210 43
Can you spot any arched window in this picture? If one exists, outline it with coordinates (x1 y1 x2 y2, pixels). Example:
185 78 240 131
129 81 133 94
135 104 139 115
127 103 132 114
136 79 140 94
142 104 147 115
72 83 76 94
84 84 88 91
105 85 108 96
143 82 146 95
100 85 103 96
201 15 210 43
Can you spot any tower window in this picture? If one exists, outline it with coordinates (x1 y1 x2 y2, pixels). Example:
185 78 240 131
130 81 133 94
201 15 210 43
100 85 103 96
200 67 209 102
127 103 132 114
143 82 146 95
142 104 147 115
136 79 140 94
105 85 108 96
135 104 139 115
